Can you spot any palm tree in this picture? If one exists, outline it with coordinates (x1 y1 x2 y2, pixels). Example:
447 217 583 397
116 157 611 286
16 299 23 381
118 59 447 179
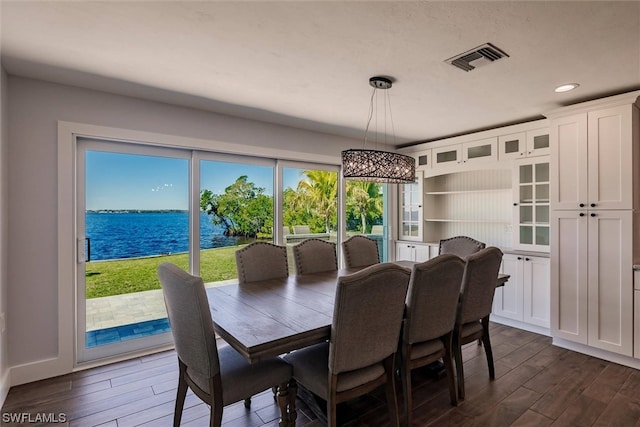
346 181 383 233
295 170 338 233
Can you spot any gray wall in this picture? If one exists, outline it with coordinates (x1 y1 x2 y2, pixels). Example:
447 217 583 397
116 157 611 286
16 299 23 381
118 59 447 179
0 67 8 402
6 76 358 372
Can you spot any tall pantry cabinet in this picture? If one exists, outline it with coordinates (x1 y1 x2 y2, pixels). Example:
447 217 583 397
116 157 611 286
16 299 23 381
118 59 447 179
548 92 640 357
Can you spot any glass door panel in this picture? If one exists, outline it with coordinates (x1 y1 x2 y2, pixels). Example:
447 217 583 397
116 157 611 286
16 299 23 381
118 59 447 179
346 180 388 262
78 141 189 362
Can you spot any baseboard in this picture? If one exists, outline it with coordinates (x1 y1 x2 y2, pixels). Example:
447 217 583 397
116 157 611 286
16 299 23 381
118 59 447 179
552 337 640 370
0 368 9 409
490 315 551 337
9 356 72 387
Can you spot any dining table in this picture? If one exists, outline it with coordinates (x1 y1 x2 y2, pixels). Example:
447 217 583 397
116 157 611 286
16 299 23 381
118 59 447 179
206 260 508 425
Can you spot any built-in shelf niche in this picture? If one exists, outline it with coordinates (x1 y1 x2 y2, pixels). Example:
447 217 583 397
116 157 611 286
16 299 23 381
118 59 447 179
423 169 512 247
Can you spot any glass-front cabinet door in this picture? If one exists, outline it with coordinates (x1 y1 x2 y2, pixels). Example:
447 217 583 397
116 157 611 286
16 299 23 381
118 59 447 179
513 157 550 251
399 171 423 241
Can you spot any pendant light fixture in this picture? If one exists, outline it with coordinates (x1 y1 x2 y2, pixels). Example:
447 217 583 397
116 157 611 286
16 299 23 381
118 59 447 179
341 76 416 184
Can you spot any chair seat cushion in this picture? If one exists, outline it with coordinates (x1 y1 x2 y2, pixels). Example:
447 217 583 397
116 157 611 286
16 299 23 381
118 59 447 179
460 321 483 341
410 338 444 361
189 344 292 406
284 342 385 398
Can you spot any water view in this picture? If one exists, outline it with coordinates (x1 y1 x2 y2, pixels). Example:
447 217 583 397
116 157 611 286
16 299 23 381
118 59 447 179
85 211 249 261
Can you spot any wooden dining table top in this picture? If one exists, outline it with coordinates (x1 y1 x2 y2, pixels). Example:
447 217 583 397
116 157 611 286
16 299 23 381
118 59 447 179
206 262 509 364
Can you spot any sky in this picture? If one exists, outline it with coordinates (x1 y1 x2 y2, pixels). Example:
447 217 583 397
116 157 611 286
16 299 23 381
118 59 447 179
85 151 305 210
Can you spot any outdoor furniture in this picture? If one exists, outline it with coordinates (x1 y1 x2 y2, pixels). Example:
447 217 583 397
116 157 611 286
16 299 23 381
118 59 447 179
370 225 384 235
293 225 311 235
157 263 294 426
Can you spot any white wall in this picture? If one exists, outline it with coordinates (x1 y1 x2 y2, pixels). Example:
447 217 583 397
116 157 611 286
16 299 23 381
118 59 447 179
0 70 9 407
6 76 360 383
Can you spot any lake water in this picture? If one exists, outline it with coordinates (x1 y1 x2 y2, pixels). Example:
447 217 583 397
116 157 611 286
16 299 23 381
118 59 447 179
85 211 249 261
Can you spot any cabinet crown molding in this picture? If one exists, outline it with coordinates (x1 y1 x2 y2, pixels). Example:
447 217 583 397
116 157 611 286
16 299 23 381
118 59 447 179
545 90 640 119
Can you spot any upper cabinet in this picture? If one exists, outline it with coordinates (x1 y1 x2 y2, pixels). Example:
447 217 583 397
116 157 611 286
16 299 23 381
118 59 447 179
432 137 497 169
550 103 637 211
513 157 550 252
499 129 550 160
414 149 432 171
398 171 423 241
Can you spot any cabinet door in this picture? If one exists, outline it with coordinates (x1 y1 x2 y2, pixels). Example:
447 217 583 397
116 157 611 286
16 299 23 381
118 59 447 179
413 244 430 262
399 172 423 241
432 144 462 168
414 149 432 171
550 210 588 344
523 256 550 328
462 137 498 164
526 128 550 157
587 210 633 356
493 254 523 321
513 157 550 251
550 113 588 210
498 132 526 160
396 243 414 261
587 106 634 210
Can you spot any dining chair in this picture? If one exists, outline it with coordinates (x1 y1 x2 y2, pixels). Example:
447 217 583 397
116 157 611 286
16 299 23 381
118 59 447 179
438 236 486 258
341 235 380 268
284 263 411 427
293 238 338 275
452 246 504 400
235 242 289 285
157 263 294 427
399 254 465 425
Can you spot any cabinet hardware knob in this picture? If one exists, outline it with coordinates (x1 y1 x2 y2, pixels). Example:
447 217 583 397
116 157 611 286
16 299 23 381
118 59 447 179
579 203 585 207
525 257 530 261
513 203 518 206
591 213 596 217
590 203 596 208
517 257 523 260
579 213 585 217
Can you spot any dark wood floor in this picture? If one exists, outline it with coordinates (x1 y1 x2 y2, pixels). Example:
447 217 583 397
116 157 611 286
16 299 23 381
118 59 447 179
3 323 640 426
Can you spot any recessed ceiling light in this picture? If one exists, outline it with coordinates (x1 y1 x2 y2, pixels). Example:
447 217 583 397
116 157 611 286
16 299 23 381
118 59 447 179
555 83 580 93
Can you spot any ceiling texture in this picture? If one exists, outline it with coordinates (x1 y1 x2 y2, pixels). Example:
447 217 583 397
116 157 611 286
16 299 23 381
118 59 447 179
1 1 639 147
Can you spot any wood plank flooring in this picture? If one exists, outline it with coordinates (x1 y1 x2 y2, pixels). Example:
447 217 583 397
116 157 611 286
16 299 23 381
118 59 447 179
3 323 640 426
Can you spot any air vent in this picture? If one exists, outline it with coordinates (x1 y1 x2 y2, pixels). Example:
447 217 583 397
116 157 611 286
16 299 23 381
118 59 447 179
445 43 509 72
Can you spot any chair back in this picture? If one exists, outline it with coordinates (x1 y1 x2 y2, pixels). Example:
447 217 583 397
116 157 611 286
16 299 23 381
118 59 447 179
235 242 288 285
157 263 220 381
439 236 486 258
293 225 311 235
404 254 465 344
329 263 410 375
342 235 380 268
293 238 338 275
457 247 503 324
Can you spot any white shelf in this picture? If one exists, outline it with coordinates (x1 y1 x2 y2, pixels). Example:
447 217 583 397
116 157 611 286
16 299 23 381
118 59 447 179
425 218 511 224
426 188 511 195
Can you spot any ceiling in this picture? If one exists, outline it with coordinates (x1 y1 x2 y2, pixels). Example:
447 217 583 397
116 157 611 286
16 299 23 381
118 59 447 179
1 1 639 147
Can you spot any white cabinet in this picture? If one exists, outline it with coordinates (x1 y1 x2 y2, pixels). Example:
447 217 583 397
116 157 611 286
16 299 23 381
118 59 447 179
512 157 550 252
550 210 633 356
498 128 550 161
414 149 432 171
493 254 550 328
395 242 434 262
549 94 639 358
398 171 423 241
551 104 635 211
432 137 497 169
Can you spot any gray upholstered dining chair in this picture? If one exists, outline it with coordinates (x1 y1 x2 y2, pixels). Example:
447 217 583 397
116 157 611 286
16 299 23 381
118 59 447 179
284 263 411 427
341 235 380 268
157 263 294 427
452 246 503 400
235 242 289 285
399 254 465 425
438 236 486 258
293 238 338 275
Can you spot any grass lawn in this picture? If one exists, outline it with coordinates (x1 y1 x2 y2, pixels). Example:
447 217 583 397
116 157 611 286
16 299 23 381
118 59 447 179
85 246 240 298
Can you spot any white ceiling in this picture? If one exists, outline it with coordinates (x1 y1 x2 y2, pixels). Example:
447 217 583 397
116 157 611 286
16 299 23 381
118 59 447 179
1 1 639 147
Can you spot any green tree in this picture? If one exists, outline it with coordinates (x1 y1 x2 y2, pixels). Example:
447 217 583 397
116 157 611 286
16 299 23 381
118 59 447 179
294 170 338 233
346 181 383 233
200 176 273 237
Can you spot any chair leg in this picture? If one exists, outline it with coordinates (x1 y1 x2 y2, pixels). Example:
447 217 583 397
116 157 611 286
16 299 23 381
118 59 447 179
275 381 290 427
400 347 411 427
384 356 400 427
481 316 495 380
453 335 465 401
287 379 298 426
174 363 188 427
443 334 458 407
244 397 251 408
